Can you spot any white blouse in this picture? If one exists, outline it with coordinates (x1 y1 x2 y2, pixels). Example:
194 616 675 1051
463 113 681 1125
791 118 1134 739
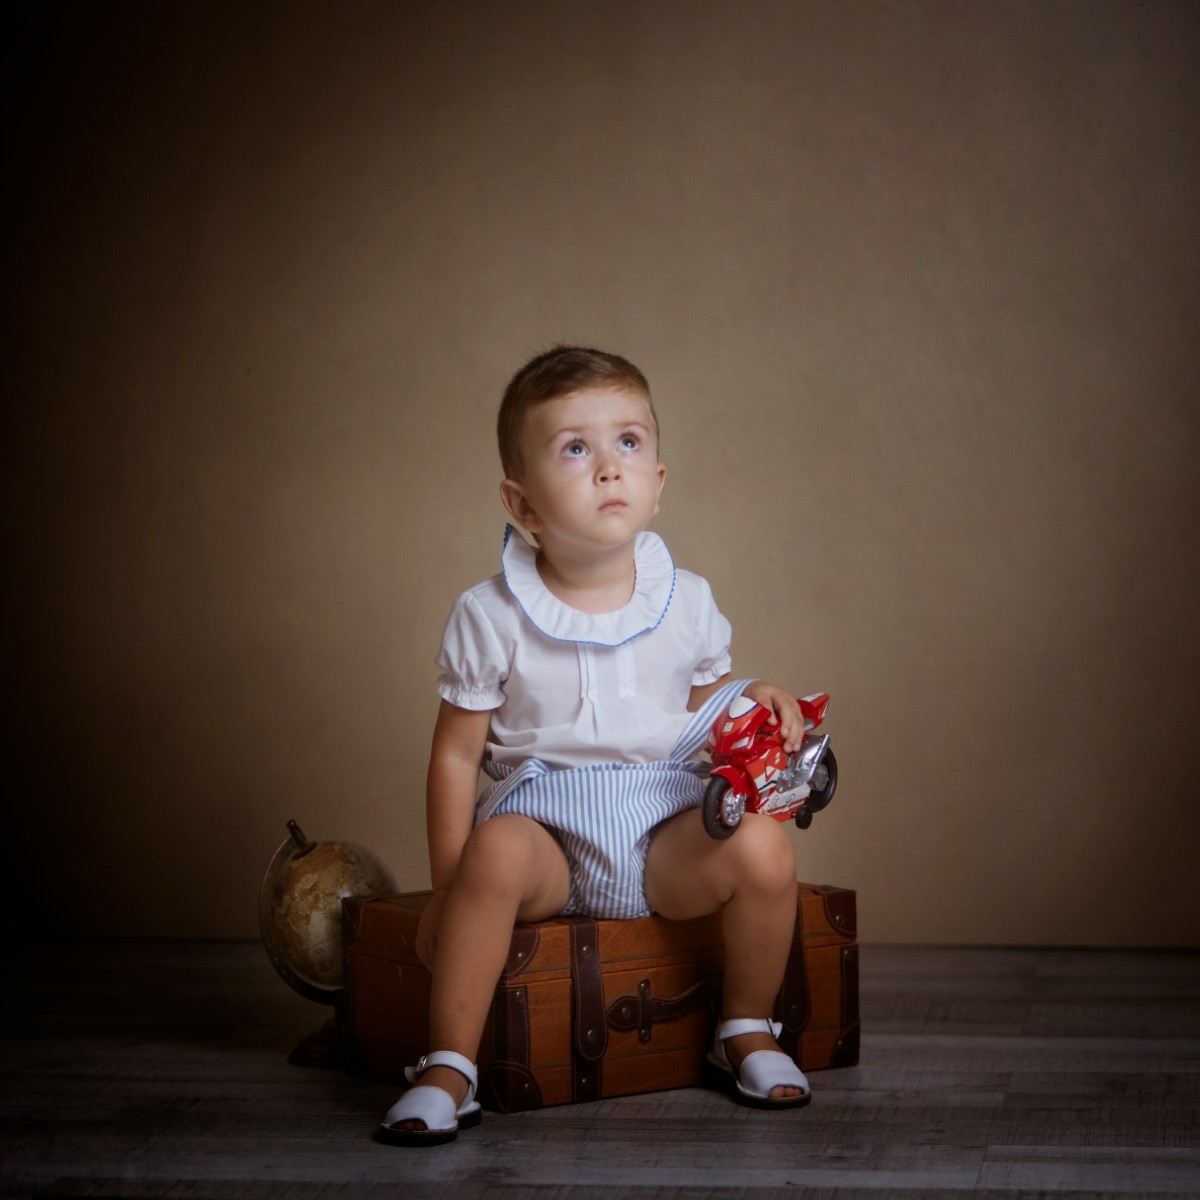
436 527 733 769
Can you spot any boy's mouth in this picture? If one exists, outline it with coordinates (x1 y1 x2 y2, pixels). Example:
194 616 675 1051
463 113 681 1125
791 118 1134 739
599 499 627 512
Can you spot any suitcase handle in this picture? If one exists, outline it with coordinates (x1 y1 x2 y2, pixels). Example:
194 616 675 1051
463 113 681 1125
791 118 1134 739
607 975 723 1043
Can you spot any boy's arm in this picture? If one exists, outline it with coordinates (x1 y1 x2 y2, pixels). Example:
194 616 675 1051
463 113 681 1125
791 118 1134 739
417 699 493 967
689 675 806 754
688 675 732 713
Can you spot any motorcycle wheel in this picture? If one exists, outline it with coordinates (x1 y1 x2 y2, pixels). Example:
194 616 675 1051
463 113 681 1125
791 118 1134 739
794 747 838 830
703 776 746 840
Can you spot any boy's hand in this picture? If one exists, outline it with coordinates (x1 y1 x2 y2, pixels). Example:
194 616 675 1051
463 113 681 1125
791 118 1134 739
744 681 805 752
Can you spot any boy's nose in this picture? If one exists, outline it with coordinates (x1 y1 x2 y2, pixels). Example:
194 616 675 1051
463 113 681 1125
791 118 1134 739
596 459 622 482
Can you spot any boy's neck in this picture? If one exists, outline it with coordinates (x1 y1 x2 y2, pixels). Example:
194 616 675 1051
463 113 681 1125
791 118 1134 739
535 543 637 614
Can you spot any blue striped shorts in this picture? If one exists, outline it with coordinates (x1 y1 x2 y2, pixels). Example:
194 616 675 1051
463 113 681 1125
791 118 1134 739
476 679 749 919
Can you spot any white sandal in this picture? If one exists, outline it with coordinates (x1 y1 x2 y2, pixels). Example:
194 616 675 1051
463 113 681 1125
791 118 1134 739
705 1017 812 1109
377 1050 482 1146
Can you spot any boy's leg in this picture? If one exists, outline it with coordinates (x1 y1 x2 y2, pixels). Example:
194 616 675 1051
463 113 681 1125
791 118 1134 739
643 809 800 1100
396 814 571 1125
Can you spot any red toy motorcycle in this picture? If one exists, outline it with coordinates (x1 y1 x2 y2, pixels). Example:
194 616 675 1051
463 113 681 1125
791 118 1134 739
702 692 837 839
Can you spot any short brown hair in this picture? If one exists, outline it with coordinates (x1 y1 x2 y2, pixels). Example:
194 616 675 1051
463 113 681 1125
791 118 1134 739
497 345 657 480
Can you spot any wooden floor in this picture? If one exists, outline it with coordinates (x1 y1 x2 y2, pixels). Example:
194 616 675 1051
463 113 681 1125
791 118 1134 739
1 940 1198 1199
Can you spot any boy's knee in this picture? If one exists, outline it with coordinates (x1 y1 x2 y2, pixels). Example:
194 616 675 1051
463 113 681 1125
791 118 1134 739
458 815 542 890
734 815 797 892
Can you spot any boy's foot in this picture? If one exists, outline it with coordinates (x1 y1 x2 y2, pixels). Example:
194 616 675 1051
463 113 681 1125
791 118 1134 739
378 1052 481 1146
706 1018 811 1108
722 1028 806 1101
387 1065 472 1133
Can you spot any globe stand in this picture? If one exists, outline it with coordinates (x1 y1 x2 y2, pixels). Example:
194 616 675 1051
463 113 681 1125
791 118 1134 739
287 1016 343 1070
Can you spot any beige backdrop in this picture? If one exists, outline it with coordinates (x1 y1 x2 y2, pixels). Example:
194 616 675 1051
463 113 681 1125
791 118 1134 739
4 0 1198 945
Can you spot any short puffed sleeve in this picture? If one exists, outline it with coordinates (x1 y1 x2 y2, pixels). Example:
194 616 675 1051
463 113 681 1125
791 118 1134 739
435 589 510 710
688 575 733 686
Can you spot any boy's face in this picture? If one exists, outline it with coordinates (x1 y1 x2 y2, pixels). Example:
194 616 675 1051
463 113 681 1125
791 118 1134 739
500 385 666 558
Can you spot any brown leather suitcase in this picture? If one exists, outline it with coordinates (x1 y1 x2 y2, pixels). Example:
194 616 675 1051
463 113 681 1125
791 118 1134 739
339 882 858 1112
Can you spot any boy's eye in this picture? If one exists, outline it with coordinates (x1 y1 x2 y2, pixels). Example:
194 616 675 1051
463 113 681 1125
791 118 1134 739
563 440 587 457
619 434 640 451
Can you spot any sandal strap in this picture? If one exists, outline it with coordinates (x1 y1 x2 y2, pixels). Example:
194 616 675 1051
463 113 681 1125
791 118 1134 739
715 1017 783 1042
404 1050 478 1103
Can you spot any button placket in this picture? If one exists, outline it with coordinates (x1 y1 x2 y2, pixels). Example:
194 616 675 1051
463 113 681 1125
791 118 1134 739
616 642 637 699
579 644 598 706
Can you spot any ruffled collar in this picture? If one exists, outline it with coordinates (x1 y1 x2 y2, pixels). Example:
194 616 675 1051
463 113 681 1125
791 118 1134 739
501 525 676 646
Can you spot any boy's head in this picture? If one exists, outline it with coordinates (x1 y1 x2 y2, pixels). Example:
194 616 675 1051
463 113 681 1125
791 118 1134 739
498 345 658 481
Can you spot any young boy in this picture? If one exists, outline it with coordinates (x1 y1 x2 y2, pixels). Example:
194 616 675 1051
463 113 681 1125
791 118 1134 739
380 346 810 1146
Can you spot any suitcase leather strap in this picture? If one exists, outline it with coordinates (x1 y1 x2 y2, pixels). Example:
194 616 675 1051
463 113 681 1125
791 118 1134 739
778 889 808 1040
566 916 606 1102
481 982 541 1112
607 975 723 1043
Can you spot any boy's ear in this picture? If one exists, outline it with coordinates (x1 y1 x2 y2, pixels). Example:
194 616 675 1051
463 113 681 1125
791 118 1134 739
500 478 543 534
653 462 667 516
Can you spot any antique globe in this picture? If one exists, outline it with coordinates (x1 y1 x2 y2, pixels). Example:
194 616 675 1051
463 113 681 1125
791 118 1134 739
259 819 397 1003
